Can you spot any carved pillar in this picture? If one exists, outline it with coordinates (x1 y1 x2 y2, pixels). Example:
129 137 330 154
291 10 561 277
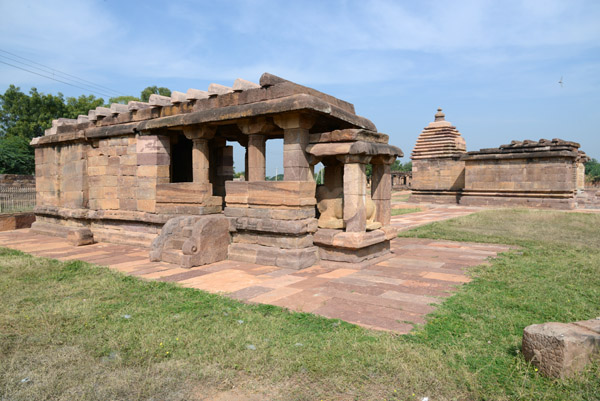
338 155 370 232
274 113 315 181
247 134 266 181
183 125 215 184
238 118 276 182
371 155 395 226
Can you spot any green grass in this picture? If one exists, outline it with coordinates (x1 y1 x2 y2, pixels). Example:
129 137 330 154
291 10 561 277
391 207 421 216
1 209 599 400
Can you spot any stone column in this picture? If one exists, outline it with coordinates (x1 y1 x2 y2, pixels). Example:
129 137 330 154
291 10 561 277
247 134 266 181
183 126 215 184
339 155 370 232
238 118 275 182
274 113 315 181
371 155 395 226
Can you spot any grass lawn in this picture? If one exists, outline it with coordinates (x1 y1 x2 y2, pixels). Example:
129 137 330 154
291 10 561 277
1 209 599 400
391 207 422 216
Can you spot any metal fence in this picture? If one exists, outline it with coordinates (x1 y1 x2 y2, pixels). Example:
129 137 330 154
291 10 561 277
0 185 36 214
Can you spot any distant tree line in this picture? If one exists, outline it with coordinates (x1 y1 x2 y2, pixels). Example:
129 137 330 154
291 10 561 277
0 85 171 175
586 159 600 182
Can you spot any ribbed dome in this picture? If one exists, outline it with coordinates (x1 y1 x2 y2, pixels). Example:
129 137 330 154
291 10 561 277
411 108 466 159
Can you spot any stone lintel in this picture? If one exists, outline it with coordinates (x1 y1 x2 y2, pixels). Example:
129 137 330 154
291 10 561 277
310 129 389 144
183 125 217 140
307 141 402 159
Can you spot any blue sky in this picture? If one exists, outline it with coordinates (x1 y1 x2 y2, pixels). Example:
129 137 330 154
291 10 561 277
1 0 599 175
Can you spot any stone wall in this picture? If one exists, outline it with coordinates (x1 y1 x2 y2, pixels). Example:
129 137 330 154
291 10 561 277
461 139 581 209
225 181 319 269
0 174 35 186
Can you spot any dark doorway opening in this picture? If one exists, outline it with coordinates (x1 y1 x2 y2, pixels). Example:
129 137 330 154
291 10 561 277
170 134 193 183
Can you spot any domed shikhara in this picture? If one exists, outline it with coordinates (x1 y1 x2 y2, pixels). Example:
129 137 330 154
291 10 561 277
409 109 467 204
411 108 466 160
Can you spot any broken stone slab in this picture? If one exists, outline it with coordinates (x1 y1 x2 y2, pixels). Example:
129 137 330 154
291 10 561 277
522 317 600 378
310 129 389 144
110 103 129 114
170 91 187 104
77 115 89 123
52 118 77 127
128 101 154 111
186 88 209 100
88 109 97 121
95 107 112 117
44 127 58 136
208 83 233 95
232 78 260 91
149 94 172 107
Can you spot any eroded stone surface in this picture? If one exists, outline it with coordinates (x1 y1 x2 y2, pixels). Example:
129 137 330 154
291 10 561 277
522 318 600 378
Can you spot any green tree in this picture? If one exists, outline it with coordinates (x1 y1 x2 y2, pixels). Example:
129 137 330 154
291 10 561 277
585 158 600 182
109 95 139 105
140 86 171 102
0 135 34 174
65 94 106 118
0 86 108 174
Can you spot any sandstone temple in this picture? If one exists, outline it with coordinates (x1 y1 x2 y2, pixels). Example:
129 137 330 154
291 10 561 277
410 109 590 209
30 73 402 269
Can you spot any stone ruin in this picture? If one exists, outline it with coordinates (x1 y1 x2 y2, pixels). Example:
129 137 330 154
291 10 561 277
410 109 590 209
410 109 466 203
523 317 600 378
30 73 402 269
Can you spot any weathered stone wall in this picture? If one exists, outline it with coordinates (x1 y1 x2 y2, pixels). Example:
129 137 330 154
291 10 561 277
464 157 575 192
225 181 318 269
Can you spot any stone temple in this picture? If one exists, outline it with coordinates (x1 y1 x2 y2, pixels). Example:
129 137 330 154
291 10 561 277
410 109 590 209
30 73 402 269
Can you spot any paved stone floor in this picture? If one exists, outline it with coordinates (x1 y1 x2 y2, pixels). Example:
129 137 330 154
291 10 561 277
0 211 510 333
390 205 482 231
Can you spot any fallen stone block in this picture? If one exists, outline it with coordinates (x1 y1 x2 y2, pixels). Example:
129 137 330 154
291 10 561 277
67 227 94 246
522 318 600 378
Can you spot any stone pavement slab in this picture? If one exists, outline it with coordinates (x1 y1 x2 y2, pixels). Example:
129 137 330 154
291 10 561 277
0 219 510 334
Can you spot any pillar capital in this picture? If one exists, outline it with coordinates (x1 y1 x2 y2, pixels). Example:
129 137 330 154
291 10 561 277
237 117 276 135
273 112 316 130
336 154 371 165
183 125 216 141
370 155 396 165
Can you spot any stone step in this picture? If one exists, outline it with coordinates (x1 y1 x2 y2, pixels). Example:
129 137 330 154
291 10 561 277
161 249 185 265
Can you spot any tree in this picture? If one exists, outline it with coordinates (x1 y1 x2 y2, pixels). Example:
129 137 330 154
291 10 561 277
0 86 107 174
109 95 139 105
65 94 106 118
585 158 600 182
0 135 34 175
140 86 171 102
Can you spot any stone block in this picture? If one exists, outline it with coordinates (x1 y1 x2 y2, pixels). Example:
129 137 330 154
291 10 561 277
232 232 313 249
228 243 318 269
178 215 231 267
137 199 155 212
231 216 318 235
67 227 94 246
318 240 390 264
522 318 600 378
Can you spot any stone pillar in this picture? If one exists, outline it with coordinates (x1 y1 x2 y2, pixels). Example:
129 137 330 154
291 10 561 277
247 134 266 181
274 113 315 181
183 125 215 184
371 155 395 226
339 155 369 232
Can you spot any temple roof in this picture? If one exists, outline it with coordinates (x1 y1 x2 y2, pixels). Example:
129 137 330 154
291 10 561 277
462 138 582 161
410 108 466 160
31 73 377 147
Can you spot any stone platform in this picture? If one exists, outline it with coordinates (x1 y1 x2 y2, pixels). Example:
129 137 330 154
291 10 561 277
0 222 509 333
